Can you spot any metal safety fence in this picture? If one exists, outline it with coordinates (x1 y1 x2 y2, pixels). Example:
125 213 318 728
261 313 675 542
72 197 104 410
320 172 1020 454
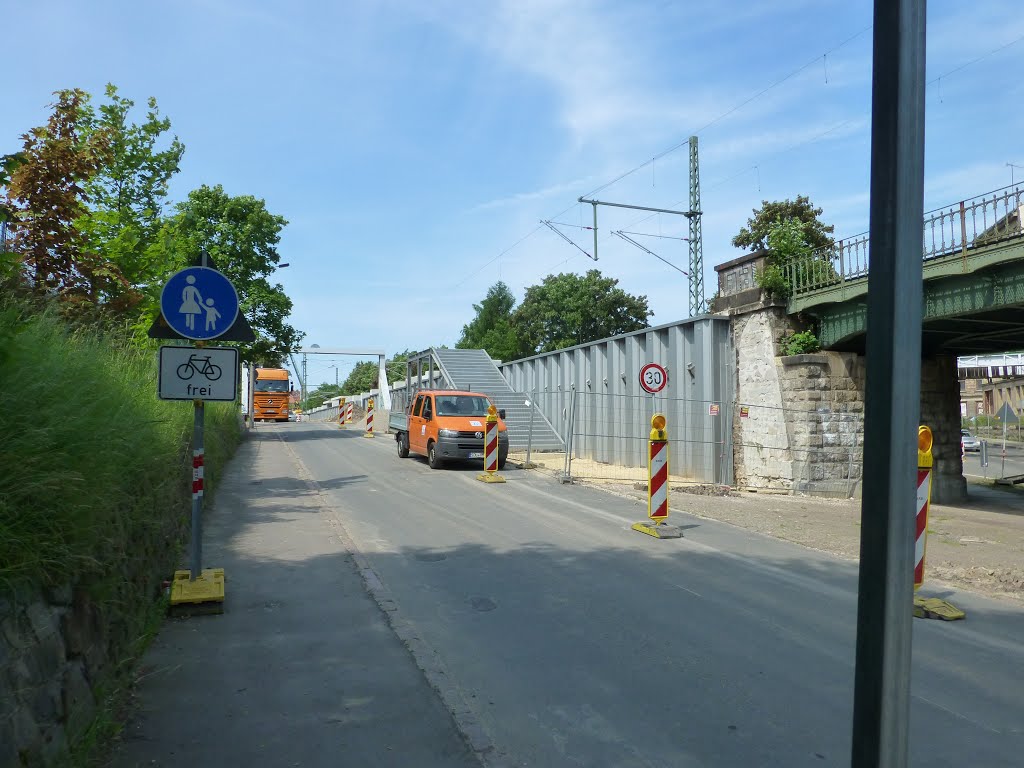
505 391 733 486
505 393 865 496
784 182 1024 295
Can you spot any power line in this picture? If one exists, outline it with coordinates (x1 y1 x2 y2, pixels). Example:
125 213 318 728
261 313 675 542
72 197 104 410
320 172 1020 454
472 24 1023 294
580 25 873 199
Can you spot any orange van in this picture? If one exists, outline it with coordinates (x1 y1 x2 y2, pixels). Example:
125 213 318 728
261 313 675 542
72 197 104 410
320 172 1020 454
391 390 509 469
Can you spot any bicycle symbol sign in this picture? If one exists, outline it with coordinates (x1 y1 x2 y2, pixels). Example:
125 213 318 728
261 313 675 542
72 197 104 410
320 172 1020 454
639 363 668 394
158 346 238 402
176 353 223 382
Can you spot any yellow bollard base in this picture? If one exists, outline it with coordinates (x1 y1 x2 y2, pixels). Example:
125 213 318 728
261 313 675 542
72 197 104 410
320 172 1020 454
477 472 507 484
362 432 375 438
631 521 682 539
169 568 225 614
913 595 965 621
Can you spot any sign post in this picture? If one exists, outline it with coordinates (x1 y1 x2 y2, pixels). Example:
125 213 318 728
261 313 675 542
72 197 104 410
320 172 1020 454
152 254 247 613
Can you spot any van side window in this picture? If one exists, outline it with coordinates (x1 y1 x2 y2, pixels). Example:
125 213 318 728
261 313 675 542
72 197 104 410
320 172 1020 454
422 396 433 419
412 395 423 417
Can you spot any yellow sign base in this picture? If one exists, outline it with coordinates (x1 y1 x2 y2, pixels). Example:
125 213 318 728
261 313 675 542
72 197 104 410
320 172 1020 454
913 595 965 621
632 521 682 539
362 432 375 439
477 472 507 484
170 568 225 614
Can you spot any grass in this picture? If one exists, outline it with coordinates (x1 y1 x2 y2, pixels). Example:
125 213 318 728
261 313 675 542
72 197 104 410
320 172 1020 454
0 300 243 764
0 303 241 595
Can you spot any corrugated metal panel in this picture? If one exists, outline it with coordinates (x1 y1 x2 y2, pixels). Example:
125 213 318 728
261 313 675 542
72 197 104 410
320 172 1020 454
500 316 734 484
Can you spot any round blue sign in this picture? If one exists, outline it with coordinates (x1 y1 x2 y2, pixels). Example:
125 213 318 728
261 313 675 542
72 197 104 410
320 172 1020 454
160 267 240 341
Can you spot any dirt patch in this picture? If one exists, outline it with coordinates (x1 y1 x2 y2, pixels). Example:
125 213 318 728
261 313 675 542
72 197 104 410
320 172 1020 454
583 478 1024 603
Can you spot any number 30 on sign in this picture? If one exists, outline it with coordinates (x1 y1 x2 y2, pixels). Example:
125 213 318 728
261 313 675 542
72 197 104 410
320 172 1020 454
639 363 668 394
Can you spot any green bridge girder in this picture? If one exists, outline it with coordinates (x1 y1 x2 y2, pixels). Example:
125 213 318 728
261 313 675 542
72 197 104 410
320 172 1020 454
790 236 1024 355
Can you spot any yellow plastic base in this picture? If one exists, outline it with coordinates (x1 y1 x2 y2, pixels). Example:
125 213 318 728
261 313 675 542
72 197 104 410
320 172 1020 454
170 568 225 608
913 595 965 621
631 521 682 539
477 472 507 483
362 431 375 438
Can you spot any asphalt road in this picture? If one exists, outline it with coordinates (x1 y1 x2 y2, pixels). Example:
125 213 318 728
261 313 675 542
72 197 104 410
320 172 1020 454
276 421 1024 767
963 439 1024 480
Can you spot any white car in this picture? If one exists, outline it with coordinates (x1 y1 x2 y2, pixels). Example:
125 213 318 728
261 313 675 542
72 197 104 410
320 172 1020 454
961 430 981 452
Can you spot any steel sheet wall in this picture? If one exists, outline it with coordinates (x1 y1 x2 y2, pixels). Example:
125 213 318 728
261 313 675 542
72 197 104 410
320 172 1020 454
500 316 734 484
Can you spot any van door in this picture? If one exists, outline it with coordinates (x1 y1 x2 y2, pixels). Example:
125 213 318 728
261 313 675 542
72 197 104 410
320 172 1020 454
409 394 427 455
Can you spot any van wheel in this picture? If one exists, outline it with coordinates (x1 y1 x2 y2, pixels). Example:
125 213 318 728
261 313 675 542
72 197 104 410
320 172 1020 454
498 457 507 470
397 433 410 458
427 441 444 469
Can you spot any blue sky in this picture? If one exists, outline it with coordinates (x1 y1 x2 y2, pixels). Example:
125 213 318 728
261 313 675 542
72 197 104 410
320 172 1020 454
4 1 1023 387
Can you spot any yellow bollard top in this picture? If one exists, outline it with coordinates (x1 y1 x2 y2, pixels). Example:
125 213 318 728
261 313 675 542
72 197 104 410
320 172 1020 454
918 425 933 469
650 413 667 442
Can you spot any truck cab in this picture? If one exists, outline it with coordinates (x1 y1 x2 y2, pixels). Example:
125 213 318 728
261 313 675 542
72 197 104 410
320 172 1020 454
393 390 509 470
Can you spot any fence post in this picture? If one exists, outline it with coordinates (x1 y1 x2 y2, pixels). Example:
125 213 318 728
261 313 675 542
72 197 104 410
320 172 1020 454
525 392 537 468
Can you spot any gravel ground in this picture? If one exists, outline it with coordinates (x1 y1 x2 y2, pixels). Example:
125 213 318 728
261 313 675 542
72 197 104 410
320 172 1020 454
577 476 1024 603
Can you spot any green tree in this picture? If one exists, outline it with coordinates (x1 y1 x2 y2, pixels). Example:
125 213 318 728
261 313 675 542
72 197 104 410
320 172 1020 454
341 360 378 395
732 196 835 252
513 270 652 355
154 185 303 364
755 217 839 300
457 281 520 361
3 89 119 304
77 84 184 312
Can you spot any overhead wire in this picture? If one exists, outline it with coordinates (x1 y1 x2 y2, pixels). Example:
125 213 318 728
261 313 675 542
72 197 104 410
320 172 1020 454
469 23 1023 289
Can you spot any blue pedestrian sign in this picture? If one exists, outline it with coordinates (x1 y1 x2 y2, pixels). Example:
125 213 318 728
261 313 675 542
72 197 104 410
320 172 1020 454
160 267 240 341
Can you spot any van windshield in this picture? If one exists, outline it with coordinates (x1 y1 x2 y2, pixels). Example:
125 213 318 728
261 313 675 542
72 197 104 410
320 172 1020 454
255 380 290 393
434 395 493 417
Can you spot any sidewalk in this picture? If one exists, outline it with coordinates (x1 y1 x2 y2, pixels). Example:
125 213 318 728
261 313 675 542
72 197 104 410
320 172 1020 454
110 430 480 768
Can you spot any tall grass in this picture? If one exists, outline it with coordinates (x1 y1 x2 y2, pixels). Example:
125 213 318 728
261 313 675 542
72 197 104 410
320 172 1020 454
0 302 241 596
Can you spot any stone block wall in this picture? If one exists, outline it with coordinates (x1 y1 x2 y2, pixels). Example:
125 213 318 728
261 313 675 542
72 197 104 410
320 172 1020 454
1 586 107 767
730 301 967 502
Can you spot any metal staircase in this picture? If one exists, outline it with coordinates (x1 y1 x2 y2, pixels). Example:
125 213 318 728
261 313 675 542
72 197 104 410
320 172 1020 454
431 348 564 452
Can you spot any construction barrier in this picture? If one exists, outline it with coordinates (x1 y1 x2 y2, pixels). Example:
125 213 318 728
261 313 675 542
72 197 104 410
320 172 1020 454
914 425 932 590
346 401 354 425
913 425 964 620
477 405 506 483
337 398 347 428
363 398 375 438
632 414 681 538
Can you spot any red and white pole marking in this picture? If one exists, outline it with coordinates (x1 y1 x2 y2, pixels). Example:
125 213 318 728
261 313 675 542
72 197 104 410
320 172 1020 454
648 437 668 520
365 398 374 434
192 450 204 500
484 409 499 473
347 402 354 424
914 467 931 589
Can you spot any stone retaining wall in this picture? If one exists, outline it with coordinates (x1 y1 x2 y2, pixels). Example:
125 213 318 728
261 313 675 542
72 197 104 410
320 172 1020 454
1 585 109 767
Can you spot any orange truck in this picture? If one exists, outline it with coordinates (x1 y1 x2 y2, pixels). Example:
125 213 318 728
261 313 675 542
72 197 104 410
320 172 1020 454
390 390 509 469
253 368 291 422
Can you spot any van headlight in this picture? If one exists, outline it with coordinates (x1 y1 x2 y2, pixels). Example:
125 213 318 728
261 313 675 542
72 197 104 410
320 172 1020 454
438 429 459 437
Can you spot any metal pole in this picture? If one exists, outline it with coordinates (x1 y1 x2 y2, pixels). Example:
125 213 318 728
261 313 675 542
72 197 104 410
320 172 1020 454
526 392 537 466
592 202 598 262
248 362 255 428
191 400 205 580
851 2 926 767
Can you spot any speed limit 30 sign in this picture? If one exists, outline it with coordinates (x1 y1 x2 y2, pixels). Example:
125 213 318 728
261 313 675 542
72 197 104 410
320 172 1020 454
639 363 668 394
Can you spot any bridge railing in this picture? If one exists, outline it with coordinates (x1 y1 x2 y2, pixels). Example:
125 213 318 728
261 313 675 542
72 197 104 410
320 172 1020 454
784 182 1024 297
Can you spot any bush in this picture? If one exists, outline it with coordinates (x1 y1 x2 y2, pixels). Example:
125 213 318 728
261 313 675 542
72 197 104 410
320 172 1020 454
755 264 792 300
780 329 821 356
